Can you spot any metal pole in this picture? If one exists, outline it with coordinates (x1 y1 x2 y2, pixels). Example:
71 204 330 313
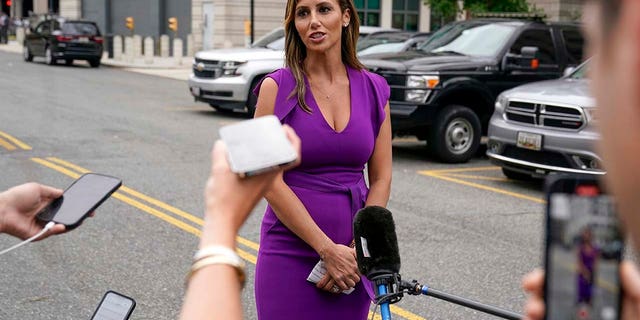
250 0 254 44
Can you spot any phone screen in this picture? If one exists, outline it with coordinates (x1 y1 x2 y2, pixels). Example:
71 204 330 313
545 178 623 320
38 173 122 228
91 291 136 320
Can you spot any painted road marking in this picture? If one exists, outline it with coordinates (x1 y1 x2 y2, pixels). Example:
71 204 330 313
419 166 545 204
32 157 423 320
0 131 32 150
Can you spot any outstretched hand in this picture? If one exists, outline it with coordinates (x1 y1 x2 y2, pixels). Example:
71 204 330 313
0 183 66 240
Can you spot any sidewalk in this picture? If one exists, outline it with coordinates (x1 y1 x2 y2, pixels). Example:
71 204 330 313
0 40 193 81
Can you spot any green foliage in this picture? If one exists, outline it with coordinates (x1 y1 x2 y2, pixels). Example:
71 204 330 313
424 0 531 16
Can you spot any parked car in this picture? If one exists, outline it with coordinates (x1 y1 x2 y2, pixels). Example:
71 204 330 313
23 18 103 67
486 60 603 179
358 32 431 57
361 18 585 163
188 26 397 115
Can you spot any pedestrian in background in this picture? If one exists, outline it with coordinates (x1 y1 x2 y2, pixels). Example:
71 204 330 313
0 12 9 44
251 0 392 319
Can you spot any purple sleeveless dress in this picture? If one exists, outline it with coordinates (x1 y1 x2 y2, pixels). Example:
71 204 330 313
253 66 390 320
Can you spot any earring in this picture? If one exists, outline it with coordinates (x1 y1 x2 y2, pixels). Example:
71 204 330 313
343 23 349 27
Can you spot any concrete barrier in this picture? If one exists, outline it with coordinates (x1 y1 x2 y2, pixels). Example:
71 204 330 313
173 38 183 65
187 33 195 57
124 36 134 62
133 35 142 58
113 35 123 60
144 37 154 64
15 27 25 45
160 35 170 58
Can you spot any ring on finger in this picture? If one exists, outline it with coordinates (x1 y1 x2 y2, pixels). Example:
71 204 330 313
331 285 340 293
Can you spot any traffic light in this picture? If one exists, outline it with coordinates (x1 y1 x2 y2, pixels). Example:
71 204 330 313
168 17 178 33
6 0 11 6
125 17 134 31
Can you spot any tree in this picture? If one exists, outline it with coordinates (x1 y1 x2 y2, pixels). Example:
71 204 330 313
424 0 530 18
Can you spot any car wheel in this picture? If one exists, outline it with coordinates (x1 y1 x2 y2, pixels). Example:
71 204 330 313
501 168 534 181
23 45 33 62
428 104 481 163
89 59 101 68
246 77 263 117
65 59 73 66
45 47 56 65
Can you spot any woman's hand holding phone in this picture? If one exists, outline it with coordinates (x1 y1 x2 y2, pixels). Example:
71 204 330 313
0 183 66 240
200 124 301 249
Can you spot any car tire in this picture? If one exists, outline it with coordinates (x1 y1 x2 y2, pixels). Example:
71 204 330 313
246 77 263 117
428 104 481 163
89 59 101 68
65 59 73 66
501 168 534 181
45 47 56 65
23 45 33 62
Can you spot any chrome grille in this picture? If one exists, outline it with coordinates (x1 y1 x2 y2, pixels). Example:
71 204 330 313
193 58 222 79
504 100 586 130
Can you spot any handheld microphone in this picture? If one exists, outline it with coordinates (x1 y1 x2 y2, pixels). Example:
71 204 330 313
353 206 402 320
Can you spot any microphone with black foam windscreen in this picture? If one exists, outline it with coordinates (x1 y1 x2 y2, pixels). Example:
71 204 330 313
353 206 403 320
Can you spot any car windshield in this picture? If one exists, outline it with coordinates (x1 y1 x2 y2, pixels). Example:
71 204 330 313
358 42 406 56
252 28 285 50
61 22 99 36
569 61 589 79
418 22 517 57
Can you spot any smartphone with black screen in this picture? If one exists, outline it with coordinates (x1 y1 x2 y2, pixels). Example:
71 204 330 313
219 115 297 177
544 175 623 320
36 173 122 230
90 291 136 320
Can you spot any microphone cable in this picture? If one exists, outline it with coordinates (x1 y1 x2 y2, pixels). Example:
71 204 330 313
369 290 408 320
0 222 56 256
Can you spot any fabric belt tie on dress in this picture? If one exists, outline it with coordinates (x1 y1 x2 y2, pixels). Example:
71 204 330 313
284 171 366 220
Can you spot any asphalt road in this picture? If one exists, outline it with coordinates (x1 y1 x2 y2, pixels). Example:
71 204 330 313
0 51 548 320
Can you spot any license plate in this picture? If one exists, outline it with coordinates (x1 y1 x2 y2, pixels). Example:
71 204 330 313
516 132 542 151
77 37 89 43
191 87 201 96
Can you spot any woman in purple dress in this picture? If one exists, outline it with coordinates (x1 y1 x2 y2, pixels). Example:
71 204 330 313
252 0 392 319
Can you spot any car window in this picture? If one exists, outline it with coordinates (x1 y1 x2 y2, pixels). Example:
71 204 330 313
62 22 100 36
569 61 589 79
252 28 284 49
562 28 584 64
419 22 517 57
36 21 50 34
510 29 557 64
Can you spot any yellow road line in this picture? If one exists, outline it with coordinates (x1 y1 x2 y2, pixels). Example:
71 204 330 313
420 171 545 204
421 166 500 174
0 136 17 150
33 157 424 320
446 173 510 182
0 131 32 150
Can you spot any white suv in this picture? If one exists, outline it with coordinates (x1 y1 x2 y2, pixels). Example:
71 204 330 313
188 26 397 115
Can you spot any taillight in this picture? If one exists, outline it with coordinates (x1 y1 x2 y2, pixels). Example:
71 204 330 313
92 36 104 44
56 35 73 42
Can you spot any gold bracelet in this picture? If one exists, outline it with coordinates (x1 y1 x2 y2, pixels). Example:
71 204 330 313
186 255 246 288
193 245 239 262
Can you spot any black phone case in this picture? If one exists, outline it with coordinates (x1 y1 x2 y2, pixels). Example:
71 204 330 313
90 290 136 320
36 173 122 230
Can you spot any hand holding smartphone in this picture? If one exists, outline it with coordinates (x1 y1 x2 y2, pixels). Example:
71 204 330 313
37 173 122 230
219 115 298 177
544 175 623 320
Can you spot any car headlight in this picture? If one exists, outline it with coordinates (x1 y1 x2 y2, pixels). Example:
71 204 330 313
405 75 439 103
494 93 508 113
222 61 247 76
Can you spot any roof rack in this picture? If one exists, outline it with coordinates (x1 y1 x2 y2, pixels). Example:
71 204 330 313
472 12 547 22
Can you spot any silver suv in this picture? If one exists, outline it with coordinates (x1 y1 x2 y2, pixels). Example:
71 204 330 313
188 26 397 115
486 61 604 179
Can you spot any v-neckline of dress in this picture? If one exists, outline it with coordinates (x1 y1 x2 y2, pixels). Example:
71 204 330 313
305 66 354 134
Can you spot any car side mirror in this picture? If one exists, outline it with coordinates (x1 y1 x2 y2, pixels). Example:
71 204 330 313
563 66 576 77
504 46 540 71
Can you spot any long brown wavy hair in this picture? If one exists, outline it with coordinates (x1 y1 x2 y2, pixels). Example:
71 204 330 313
284 0 365 112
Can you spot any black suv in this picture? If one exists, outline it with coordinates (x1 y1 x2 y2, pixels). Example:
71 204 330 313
362 19 584 162
23 18 103 67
